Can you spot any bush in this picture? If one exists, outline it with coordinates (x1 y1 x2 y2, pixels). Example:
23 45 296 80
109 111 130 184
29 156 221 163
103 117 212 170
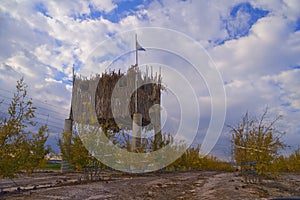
229 109 286 182
0 78 50 178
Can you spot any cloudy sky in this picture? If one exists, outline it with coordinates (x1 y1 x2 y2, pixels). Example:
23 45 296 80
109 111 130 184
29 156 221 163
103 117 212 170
0 0 299 159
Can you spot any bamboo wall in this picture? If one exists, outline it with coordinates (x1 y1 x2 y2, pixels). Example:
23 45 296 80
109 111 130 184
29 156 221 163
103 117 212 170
72 65 162 132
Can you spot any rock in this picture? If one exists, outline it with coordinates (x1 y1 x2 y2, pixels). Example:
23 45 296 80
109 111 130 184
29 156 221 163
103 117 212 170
151 185 159 190
147 191 154 196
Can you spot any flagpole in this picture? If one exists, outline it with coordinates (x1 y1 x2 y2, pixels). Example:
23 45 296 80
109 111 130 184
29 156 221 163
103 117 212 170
135 34 138 66
135 34 138 113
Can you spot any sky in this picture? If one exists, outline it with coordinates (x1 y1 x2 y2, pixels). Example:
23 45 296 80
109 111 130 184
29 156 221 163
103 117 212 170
0 0 300 159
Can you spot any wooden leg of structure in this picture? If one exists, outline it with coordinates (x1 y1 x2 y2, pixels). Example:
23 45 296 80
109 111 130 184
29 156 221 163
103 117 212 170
131 113 142 152
61 119 72 173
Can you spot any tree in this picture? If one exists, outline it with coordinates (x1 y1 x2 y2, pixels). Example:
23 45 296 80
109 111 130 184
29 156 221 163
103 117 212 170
0 78 50 178
229 108 286 182
58 132 105 171
276 147 300 172
21 125 51 173
287 147 300 172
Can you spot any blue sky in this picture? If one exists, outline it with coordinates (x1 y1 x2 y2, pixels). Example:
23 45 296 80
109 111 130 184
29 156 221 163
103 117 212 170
0 0 300 159
223 2 269 41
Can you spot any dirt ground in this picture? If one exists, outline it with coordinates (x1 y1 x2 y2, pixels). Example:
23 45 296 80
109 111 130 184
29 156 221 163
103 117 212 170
1 170 300 200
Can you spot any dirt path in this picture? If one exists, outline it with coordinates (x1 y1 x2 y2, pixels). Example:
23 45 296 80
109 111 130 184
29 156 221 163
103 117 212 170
192 172 259 199
1 171 300 200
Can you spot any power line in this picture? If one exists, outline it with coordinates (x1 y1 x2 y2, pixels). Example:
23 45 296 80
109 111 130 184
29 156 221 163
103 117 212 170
0 87 69 112
0 97 63 123
0 101 64 120
32 120 63 131
0 98 65 131
0 110 63 132
0 110 63 130
0 93 68 117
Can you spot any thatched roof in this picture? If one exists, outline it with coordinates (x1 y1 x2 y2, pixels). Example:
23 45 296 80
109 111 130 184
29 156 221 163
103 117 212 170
72 65 162 132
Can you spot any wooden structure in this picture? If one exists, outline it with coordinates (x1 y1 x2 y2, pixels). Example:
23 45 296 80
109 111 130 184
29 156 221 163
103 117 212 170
95 66 161 130
62 35 161 173
72 65 162 146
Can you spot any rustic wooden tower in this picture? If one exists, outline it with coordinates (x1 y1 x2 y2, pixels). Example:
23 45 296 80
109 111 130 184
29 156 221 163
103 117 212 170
68 34 163 156
72 65 162 150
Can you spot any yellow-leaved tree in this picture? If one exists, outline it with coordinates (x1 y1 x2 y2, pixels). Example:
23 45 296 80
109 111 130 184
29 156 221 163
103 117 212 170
229 108 286 183
0 78 50 178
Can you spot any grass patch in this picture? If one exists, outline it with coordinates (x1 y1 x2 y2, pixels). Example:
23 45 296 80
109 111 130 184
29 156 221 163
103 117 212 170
39 163 61 170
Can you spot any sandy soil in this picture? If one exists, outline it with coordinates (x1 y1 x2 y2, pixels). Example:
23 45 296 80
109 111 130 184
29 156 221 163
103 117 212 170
1 171 300 200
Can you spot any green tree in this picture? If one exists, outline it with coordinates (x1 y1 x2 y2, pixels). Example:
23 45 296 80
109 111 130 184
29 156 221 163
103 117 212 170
58 132 105 171
21 125 51 173
273 147 300 173
229 109 286 182
0 78 50 178
69 134 93 170
284 147 300 172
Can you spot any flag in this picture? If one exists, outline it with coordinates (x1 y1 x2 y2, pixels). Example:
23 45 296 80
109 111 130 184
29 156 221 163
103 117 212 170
136 40 146 51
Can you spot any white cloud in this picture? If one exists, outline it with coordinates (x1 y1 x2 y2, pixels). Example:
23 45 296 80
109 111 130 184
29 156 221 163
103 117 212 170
45 1 90 19
212 15 300 79
0 0 299 155
143 0 234 41
252 0 300 21
264 69 300 110
90 0 117 13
